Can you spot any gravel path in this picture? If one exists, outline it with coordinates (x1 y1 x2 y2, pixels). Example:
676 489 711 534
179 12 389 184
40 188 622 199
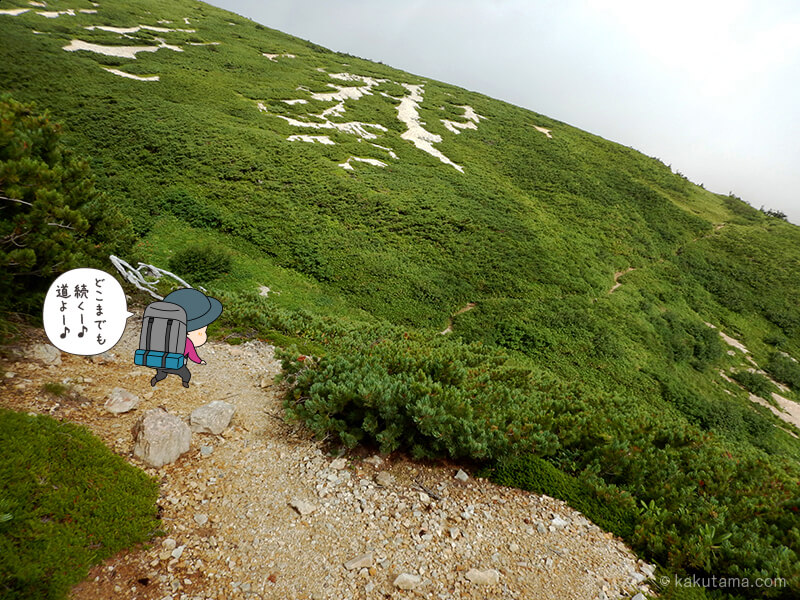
1 318 655 600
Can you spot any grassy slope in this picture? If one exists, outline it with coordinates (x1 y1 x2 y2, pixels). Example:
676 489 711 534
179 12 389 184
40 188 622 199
0 409 160 600
3 0 800 595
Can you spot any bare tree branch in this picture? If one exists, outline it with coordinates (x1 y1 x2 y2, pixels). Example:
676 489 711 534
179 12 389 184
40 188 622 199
46 222 75 230
0 195 33 207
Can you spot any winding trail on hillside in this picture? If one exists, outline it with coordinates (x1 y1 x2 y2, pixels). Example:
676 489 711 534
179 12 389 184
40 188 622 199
604 222 728 297
1 322 655 600
608 268 636 295
440 302 477 335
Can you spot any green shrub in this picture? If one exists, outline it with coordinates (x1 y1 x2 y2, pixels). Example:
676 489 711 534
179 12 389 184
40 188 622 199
168 245 233 285
480 454 637 539
0 409 160 600
766 353 800 391
0 96 132 313
158 188 222 229
41 382 69 398
730 370 777 399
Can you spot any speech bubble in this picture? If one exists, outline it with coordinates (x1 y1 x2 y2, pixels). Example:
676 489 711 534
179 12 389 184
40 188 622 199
43 268 134 356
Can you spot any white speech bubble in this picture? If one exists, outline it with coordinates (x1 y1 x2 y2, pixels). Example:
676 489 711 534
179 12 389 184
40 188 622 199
43 268 134 356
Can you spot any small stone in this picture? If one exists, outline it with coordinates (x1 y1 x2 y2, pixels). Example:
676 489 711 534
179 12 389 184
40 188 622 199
375 472 394 487
449 527 460 539
259 376 272 388
240 582 251 593
194 513 208 526
290 498 316 516
465 568 500 585
419 492 431 505
536 522 547 534
200 445 213 457
551 515 569 528
171 545 185 559
393 573 421 590
90 351 116 364
104 387 140 414
632 594 646 600
364 455 383 466
30 343 61 366
162 538 177 551
455 469 469 482
344 551 373 570
509 542 520 553
330 457 347 470
190 400 236 435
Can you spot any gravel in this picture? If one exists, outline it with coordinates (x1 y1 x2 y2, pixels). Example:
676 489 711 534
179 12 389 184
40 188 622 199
3 320 656 600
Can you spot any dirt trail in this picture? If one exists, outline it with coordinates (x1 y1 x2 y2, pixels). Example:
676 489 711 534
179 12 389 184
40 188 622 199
608 268 635 295
1 319 654 600
440 302 477 335
603 222 728 298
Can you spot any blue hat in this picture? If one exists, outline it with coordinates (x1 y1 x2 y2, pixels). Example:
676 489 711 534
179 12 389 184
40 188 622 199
163 288 223 331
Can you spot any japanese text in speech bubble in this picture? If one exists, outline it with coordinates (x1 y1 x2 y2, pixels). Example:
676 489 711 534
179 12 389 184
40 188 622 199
43 268 134 356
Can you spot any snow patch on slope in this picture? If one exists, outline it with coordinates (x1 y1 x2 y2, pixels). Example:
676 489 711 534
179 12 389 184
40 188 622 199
63 38 183 59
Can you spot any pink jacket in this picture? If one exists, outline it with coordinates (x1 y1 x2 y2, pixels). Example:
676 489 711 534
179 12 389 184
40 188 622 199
184 337 202 364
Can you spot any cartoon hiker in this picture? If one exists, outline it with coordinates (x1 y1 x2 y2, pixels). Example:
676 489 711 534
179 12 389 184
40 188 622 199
134 288 223 389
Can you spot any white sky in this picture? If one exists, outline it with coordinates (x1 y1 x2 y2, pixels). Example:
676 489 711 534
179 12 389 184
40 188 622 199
209 0 800 224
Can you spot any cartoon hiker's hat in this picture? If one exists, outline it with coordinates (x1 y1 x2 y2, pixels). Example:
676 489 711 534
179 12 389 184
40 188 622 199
163 288 223 331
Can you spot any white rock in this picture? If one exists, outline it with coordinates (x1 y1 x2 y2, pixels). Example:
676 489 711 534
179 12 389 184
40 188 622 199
330 457 347 470
194 513 208 526
632 594 646 600
364 455 383 466
190 400 235 434
132 408 191 468
171 545 185 559
31 343 61 366
551 515 569 528
344 551 373 570
455 469 469 482
162 538 177 551
393 573 421 590
465 568 500 585
290 498 316 516
375 472 394 487
104 387 140 414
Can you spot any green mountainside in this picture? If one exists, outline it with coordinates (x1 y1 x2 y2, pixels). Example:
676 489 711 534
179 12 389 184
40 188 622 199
2 0 800 597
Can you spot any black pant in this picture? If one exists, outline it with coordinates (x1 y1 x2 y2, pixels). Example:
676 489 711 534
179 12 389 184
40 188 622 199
151 365 192 387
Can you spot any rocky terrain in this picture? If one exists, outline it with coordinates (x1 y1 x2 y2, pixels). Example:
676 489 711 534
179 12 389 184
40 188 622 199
1 316 655 600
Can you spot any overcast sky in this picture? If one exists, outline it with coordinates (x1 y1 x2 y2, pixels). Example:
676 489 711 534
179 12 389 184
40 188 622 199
209 0 800 224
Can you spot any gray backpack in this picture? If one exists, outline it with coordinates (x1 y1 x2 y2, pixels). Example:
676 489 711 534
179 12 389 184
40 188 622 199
134 302 187 369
